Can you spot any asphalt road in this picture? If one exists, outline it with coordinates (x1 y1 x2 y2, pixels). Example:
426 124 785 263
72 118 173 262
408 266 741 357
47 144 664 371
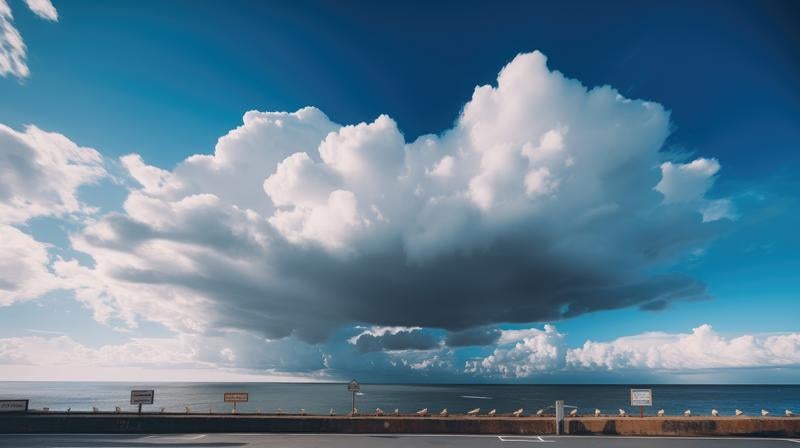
1 434 799 448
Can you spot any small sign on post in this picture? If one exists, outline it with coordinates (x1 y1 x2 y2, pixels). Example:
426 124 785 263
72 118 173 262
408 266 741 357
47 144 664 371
630 388 652 417
130 390 154 415
224 392 248 414
347 379 360 415
0 400 29 413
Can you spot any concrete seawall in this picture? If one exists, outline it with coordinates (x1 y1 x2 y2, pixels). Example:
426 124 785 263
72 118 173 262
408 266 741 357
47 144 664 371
2 414 799 437
565 417 800 437
0 414 553 435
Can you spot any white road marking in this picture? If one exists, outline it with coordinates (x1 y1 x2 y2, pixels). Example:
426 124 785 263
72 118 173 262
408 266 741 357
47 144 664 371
498 435 554 443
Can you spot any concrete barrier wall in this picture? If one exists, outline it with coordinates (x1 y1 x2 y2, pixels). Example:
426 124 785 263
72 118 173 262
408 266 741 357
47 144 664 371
1 414 798 437
565 417 800 438
0 414 554 435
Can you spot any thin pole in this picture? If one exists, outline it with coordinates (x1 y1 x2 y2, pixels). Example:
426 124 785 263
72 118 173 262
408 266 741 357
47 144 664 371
351 391 355 415
138 403 142 415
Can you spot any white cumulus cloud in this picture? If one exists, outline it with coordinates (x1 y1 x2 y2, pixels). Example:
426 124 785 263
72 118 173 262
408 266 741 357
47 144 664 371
0 225 58 305
567 324 800 370
49 51 732 346
465 325 566 377
0 123 106 224
0 123 104 305
656 158 736 222
465 324 800 379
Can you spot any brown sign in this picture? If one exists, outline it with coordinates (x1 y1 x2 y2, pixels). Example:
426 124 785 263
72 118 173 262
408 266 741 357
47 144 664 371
130 390 154 405
224 392 249 403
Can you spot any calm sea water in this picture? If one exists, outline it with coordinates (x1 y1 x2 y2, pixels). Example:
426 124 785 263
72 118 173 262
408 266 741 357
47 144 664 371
0 383 797 416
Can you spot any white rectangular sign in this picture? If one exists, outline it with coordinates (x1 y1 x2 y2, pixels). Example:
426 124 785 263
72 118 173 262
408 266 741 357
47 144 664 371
630 388 653 406
0 400 29 412
130 390 154 405
224 392 249 403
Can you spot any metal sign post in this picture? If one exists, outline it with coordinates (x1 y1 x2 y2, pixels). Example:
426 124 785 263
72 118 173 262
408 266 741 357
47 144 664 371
130 390 154 415
630 389 653 418
347 379 360 415
555 400 564 435
224 392 249 414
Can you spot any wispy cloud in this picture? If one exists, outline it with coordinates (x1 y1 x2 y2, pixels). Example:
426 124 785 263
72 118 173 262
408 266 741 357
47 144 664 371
0 0 57 79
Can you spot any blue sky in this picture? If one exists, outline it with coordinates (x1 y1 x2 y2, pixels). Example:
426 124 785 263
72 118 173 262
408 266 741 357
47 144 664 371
0 0 798 382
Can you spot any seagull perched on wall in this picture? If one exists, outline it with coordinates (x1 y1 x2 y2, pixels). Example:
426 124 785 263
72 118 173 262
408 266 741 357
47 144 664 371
618 409 627 417
184 406 190 414
657 409 665 417
711 409 719 417
488 409 497 416
536 409 545 416
735 409 744 416
393 408 400 416
595 409 602 417
299 409 307 416
762 409 770 416
440 409 449 417
416 408 428 416
513 409 524 417
467 408 480 416
329 408 336 416
684 409 692 417
569 409 578 416
786 410 794 417
375 408 384 416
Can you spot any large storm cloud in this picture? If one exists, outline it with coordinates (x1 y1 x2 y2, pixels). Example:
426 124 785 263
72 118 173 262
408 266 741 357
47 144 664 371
56 51 732 343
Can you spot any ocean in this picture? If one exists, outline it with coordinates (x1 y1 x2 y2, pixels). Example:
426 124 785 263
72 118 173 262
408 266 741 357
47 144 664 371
1 383 798 417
